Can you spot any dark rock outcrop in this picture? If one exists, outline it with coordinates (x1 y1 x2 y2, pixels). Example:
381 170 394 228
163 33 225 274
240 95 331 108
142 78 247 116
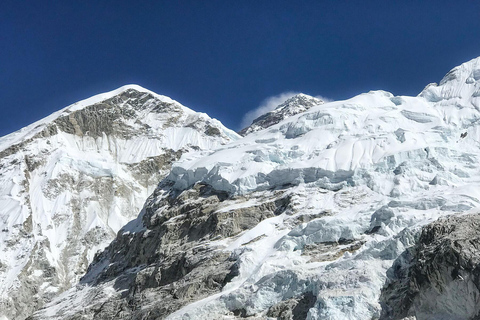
380 213 480 320
239 94 323 136
30 184 295 319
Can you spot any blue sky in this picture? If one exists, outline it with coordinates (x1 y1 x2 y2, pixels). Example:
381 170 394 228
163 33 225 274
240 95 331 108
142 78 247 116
2 1 480 136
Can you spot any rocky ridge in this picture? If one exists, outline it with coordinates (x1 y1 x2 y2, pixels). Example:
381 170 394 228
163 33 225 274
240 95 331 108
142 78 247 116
239 94 324 136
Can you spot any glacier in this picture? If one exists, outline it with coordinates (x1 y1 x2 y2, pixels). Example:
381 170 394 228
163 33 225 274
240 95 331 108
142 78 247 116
4 57 480 319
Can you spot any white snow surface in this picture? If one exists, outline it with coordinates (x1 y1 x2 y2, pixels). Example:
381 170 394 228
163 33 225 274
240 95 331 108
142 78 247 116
0 84 239 319
169 58 480 195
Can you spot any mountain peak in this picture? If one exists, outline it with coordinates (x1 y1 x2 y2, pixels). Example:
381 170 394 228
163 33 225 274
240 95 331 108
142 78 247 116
275 93 323 111
0 85 209 153
0 84 239 319
419 56 480 108
17 57 480 320
239 93 324 136
67 84 176 113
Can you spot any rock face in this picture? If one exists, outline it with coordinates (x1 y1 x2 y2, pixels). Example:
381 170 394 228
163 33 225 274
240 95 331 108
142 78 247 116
0 85 238 320
239 93 324 136
28 183 299 319
380 213 480 320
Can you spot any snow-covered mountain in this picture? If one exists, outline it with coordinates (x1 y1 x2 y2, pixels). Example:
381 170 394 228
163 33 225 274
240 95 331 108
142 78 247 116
26 57 480 320
0 85 239 320
239 93 324 136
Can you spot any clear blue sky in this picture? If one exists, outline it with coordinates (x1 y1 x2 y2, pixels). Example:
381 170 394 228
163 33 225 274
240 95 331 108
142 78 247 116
2 1 480 136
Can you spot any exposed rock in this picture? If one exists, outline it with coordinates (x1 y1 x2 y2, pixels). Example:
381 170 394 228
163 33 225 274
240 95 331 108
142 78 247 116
29 184 296 319
53 90 183 139
239 94 323 136
267 292 317 320
302 239 365 263
380 213 480 320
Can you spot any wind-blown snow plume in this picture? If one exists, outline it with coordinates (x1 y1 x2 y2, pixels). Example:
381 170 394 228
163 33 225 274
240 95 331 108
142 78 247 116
240 92 300 129
314 94 331 103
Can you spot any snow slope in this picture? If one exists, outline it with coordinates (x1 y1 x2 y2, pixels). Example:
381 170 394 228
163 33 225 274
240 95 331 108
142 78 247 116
0 85 239 320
